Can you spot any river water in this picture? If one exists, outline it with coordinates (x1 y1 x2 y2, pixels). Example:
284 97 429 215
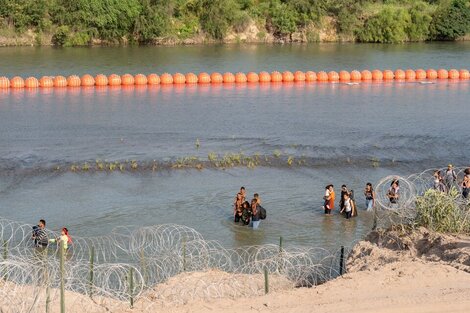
0 43 469 251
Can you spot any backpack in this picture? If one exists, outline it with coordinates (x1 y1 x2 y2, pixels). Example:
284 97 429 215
258 205 267 220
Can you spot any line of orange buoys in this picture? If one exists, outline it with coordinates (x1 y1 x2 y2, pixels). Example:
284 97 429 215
0 69 469 88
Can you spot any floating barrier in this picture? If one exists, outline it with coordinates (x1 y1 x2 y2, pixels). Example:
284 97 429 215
0 68 468 89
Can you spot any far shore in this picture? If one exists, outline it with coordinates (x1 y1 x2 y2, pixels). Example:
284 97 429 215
1 27 469 48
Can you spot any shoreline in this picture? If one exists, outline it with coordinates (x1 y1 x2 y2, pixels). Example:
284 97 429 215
1 30 469 48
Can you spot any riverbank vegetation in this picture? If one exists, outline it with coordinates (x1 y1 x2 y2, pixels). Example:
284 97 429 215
0 0 469 46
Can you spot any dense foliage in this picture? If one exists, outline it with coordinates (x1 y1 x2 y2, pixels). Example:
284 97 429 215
0 0 469 45
414 189 470 234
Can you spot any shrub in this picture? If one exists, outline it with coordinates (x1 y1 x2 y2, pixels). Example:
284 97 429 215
414 189 470 234
51 25 70 46
356 7 411 43
233 10 252 33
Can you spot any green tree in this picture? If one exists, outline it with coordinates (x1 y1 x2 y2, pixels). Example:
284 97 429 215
194 0 240 39
430 0 470 40
269 0 298 36
56 0 141 41
357 7 411 43
133 0 169 42
0 0 49 32
406 2 433 41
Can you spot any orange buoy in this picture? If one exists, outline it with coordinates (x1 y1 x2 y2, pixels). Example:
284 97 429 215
210 72 223 84
415 69 426 80
328 71 339 81
147 74 160 85
437 69 448 79
81 74 95 86
108 74 121 86
10 76 24 88
245 72 258 83
160 73 174 84
134 74 147 85
339 70 350 81
405 69 416 80
0 77 10 88
383 70 394 80
317 71 328 82
294 71 305 82
448 69 459 79
305 71 317 82
67 75 81 87
95 74 108 86
350 70 361 81
198 72 211 84
173 73 186 84
361 70 372 80
121 74 134 85
394 69 406 80
39 76 53 88
54 75 67 87
223 72 235 83
426 69 437 80
282 71 294 82
24 77 39 88
234 72 247 83
258 71 269 82
371 70 383 80
459 69 469 79
185 73 198 84
271 71 282 82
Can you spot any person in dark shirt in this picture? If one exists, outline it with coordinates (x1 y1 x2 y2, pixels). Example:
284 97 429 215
251 198 261 229
32 219 48 248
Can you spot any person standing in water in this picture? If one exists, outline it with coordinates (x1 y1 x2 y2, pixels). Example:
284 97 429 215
339 185 350 213
323 185 335 214
444 164 457 191
49 227 72 251
322 185 331 213
239 187 246 201
241 201 251 225
233 193 244 222
387 180 400 206
433 170 447 193
253 193 261 205
251 198 261 229
340 193 354 219
364 183 376 211
461 169 469 199
32 219 48 249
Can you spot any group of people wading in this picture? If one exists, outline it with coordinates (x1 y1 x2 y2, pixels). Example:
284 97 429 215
433 164 470 199
322 183 376 219
233 187 266 228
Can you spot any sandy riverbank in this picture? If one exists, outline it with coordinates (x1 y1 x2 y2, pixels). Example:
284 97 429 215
1 227 469 313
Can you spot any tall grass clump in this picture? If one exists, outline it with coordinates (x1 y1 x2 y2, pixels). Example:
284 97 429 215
414 189 470 234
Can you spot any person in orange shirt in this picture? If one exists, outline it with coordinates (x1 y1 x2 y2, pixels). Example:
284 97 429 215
324 184 335 214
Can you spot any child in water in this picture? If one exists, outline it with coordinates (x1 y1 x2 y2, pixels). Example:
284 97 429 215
322 185 330 212
49 227 72 250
